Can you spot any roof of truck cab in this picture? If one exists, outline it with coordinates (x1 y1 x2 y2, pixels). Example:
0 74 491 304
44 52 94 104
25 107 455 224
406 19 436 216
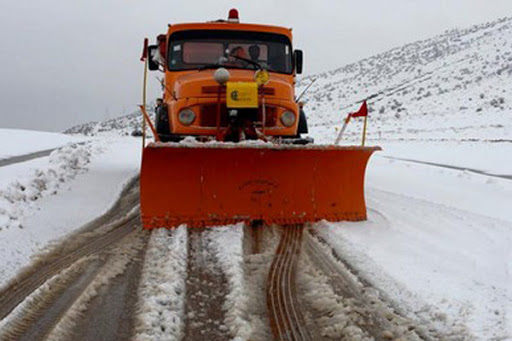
166 22 293 41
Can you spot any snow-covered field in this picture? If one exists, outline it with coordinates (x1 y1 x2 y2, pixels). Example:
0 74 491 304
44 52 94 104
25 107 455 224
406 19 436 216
0 134 141 287
0 129 85 160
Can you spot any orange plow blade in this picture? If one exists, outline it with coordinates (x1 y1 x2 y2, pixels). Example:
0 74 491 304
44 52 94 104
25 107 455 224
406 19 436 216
140 143 380 229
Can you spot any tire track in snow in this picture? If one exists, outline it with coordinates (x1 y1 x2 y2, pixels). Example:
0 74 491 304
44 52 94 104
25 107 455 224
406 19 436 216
0 212 139 320
0 226 148 341
303 229 440 340
0 178 141 320
383 155 512 180
182 228 231 341
267 224 312 341
0 148 56 168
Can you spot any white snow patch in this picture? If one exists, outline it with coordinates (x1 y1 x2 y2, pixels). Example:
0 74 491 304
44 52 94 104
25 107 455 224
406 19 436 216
135 227 188 341
206 223 252 340
0 128 85 160
319 185 512 339
0 142 100 229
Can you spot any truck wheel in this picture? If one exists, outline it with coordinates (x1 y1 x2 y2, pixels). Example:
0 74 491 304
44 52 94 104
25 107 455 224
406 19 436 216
297 109 308 135
155 105 170 140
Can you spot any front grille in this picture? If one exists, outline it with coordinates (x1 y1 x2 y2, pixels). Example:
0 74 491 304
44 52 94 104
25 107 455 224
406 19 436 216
202 86 275 96
200 104 228 127
199 104 277 128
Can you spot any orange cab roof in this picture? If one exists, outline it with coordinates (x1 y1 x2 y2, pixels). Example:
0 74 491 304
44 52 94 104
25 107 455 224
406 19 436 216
167 22 293 41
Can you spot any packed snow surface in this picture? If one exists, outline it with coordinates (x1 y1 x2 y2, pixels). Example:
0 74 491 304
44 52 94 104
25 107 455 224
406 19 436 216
206 224 251 340
317 153 512 340
0 128 84 160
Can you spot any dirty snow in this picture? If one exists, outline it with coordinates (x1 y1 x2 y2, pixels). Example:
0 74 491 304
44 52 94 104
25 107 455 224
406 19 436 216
45 233 146 341
298 17 512 340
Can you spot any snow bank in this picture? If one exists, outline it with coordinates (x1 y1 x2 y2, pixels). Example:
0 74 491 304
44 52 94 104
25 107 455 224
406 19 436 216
135 227 188 341
206 224 252 340
0 142 100 229
0 128 84 160
0 137 141 287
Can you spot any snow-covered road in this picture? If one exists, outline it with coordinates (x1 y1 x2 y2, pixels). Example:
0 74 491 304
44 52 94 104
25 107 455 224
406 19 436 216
0 127 510 340
319 151 512 340
0 136 141 287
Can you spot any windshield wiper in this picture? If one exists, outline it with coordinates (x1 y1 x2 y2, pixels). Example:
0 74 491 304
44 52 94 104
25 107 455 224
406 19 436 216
198 63 224 71
230 55 263 70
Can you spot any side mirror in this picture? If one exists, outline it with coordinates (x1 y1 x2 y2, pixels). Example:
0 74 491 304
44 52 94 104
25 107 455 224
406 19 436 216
294 50 303 74
147 45 160 71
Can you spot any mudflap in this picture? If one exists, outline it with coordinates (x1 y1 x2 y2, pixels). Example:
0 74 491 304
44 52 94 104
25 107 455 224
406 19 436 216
140 142 380 229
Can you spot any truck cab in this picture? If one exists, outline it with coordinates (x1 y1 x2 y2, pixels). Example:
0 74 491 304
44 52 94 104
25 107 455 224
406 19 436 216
147 9 307 142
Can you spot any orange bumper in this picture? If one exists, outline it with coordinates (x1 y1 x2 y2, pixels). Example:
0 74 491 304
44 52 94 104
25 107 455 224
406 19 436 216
140 143 380 228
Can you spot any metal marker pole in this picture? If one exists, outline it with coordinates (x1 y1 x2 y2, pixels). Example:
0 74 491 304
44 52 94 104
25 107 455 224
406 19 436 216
362 115 368 146
142 58 148 147
334 116 350 145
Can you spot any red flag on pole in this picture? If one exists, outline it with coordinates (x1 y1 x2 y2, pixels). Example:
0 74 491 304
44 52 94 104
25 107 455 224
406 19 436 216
140 38 149 62
349 101 368 118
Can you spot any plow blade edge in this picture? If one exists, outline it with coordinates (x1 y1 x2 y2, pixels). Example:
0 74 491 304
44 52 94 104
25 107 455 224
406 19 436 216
140 143 379 229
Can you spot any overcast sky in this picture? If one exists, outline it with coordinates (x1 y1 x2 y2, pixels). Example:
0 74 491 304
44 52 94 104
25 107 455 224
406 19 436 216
1 0 511 132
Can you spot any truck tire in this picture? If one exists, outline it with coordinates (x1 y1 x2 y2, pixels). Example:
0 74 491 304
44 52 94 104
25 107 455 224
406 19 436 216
298 109 308 135
155 105 170 139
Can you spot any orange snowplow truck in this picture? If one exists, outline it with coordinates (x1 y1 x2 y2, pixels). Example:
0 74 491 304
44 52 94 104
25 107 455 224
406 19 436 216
139 9 379 229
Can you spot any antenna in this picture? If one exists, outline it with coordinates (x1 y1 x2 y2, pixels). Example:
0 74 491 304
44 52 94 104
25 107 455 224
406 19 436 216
295 78 317 103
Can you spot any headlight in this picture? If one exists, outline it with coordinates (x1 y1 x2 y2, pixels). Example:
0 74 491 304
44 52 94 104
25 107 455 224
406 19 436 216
280 111 296 127
214 67 230 85
178 109 196 126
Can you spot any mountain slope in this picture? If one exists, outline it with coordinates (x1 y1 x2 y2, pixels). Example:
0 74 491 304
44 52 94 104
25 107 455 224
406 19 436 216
299 17 512 144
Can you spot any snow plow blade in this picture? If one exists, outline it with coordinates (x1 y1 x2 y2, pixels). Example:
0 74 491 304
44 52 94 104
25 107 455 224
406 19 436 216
140 143 380 229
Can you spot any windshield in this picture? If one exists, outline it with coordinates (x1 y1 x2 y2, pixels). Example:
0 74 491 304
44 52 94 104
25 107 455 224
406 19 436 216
168 30 293 74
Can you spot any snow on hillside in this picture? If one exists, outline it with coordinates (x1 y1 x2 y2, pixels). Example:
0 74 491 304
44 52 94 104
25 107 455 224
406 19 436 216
0 129 84 160
64 106 155 137
299 17 512 144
